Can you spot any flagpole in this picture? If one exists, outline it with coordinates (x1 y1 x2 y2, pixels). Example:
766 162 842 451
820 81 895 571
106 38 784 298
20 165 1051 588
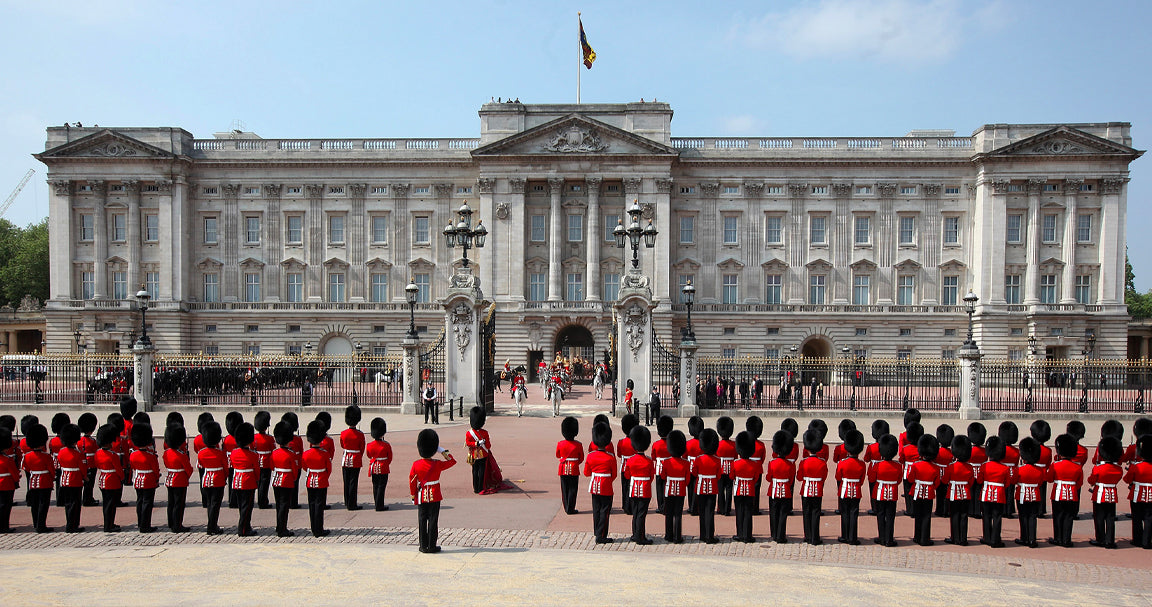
577 12 582 104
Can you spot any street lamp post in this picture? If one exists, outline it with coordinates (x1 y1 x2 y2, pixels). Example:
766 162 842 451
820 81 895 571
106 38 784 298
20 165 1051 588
843 345 856 410
351 341 362 406
681 281 696 341
963 291 979 347
73 330 82 354
444 200 488 268
405 280 419 339
789 344 799 409
134 285 152 347
1026 333 1038 412
615 200 657 270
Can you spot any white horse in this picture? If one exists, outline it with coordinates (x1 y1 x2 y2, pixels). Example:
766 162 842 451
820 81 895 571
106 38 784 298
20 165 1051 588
550 381 564 417
513 384 527 417
593 369 604 400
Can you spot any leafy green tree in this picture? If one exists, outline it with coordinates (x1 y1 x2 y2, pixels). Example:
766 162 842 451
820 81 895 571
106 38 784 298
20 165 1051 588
0 217 49 307
1126 252 1152 319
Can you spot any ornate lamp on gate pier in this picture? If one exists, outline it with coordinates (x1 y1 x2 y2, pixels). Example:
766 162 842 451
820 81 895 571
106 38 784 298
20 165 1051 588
134 285 152 347
443 201 488 268
681 281 696 342
405 280 419 340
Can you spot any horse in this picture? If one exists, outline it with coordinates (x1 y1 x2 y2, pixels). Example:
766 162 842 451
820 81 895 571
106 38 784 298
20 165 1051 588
512 383 527 417
593 369 604 400
550 381 564 417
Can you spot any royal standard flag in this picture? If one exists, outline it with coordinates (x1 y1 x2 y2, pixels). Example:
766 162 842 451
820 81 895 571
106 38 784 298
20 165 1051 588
580 18 596 69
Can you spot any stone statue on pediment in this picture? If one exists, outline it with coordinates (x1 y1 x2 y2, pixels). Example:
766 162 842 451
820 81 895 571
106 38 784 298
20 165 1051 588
543 126 609 153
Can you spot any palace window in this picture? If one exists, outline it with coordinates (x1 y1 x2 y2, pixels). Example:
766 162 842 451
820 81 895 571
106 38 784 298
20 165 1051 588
723 216 738 245
810 216 827 244
603 273 620 301
897 275 915 305
528 273 546 302
567 214 583 242
245 216 260 244
809 274 826 304
372 215 388 243
1006 214 1023 243
765 216 782 244
680 215 695 244
852 275 870 305
724 186 740 194
722 274 738 304
531 215 546 242
856 186 872 195
203 273 219 303
605 214 620 242
329 215 345 244
145 215 159 242
1005 274 1021 305
945 187 961 195
286 216 302 244
80 214 94 241
1042 214 1058 243
111 214 126 241
112 271 127 300
1040 274 1057 304
854 216 870 245
81 271 94 300
203 217 219 244
1077 214 1092 242
413 216 430 244
244 273 261 302
1075 275 1092 304
899 216 915 245
943 217 960 244
677 274 693 304
765 274 782 304
286 273 303 303
328 273 346 302
145 272 159 299
941 275 958 305
371 273 389 302
414 273 430 303
566 273 584 301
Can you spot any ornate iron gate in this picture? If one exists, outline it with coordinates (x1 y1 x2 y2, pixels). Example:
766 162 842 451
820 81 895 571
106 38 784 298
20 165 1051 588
480 305 496 412
419 329 446 400
652 333 681 410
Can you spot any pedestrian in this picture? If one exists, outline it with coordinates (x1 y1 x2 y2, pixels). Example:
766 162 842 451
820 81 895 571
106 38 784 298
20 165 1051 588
465 407 492 494
302 421 332 538
624 425 654 545
651 416 673 514
128 423 159 533
197 421 227 535
908 434 940 547
252 411 275 510
1122 435 1152 548
731 431 763 543
162 424 192 533
715 417 736 517
646 386 660 426
739 378 749 409
618 414 638 515
979 436 1010 548
797 429 829 545
94 424 123 532
55 423 86 533
340 405 364 511
835 430 866 545
870 434 901 547
693 429 721 544
366 418 392 512
766 430 796 544
942 436 974 546
584 422 616 544
422 384 439 425
1088 436 1124 549
1014 437 1043 548
556 417 583 515
270 421 299 537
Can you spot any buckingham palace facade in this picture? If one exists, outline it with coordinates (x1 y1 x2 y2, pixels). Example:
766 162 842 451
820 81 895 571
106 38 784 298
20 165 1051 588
35 101 1141 365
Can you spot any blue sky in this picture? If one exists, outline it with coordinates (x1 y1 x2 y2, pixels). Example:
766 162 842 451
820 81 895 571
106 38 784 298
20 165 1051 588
2 0 1149 285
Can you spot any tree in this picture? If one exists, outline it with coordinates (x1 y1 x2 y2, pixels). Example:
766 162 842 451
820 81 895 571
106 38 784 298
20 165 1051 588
1126 251 1152 319
0 217 50 308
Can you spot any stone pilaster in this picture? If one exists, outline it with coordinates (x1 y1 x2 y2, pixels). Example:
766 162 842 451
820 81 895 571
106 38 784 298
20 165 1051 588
1060 179 1081 303
263 184 282 301
585 176 602 301
91 180 108 299
786 183 806 304
958 341 982 420
123 180 141 292
222 183 241 301
679 339 699 417
443 275 485 409
401 337 422 414
1023 178 1045 305
49 180 73 300
306 184 325 301
547 177 564 301
1098 177 1126 304
615 270 654 416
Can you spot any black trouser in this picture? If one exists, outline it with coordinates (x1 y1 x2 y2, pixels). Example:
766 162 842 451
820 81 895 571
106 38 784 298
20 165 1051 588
802 496 822 544
471 457 487 494
227 469 236 508
203 486 224 532
591 494 612 540
291 472 301 508
754 476 763 514
100 487 121 531
686 475 696 515
0 489 12 531
136 487 155 531
273 486 293 535
621 474 632 515
307 488 327 536
655 477 665 513
970 481 984 518
60 486 82 531
27 488 51 531
235 488 255 535
423 401 438 424
1132 502 1151 548
1018 500 1039 545
417 501 440 549
1004 482 1016 517
768 497 790 542
697 494 717 541
645 404 659 426
167 486 187 530
83 469 98 505
372 474 389 510
948 498 969 543
1093 502 1116 546
1038 481 1048 516
1052 500 1077 545
54 471 61 507
560 475 578 514
734 495 755 540
342 467 360 509
911 498 932 545
935 489 949 517
257 469 272 509
982 501 1004 545
631 496 650 541
718 476 733 516
664 495 684 542
874 500 897 545
839 497 860 543
902 480 912 515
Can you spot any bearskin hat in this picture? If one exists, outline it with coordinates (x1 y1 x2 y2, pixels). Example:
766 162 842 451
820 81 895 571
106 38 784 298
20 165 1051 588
593 414 610 429
838 419 857 441
1097 436 1123 464
273 421 294 447
803 429 823 454
699 428 719 456
951 436 972 463
1030 420 1052 444
917 435 940 464
165 411 184 430
657 416 674 439
0 415 15 433
629 425 652 453
780 418 799 440
878 434 899 460
0 428 10 453
130 423 153 449
561 416 579 441
107 413 125 434
306 420 327 445
225 411 243 436
59 423 81 448
119 395 138 419
808 419 828 440
905 422 924 446
734 431 755 459
201 421 222 448
686 415 703 439
967 422 987 447
469 406 486 430
253 411 271 433
667 430 687 458
281 411 299 433
985 436 1006 463
998 421 1019 446
96 424 118 448
936 424 955 448
620 414 638 436
1066 420 1086 441
132 412 151 428
165 424 187 450
1055 433 1078 459
315 411 332 432
1100 419 1124 441
344 405 362 428
1139 435 1152 463
716 416 734 440
844 430 865 457
77 412 98 435
772 430 794 458
871 419 890 441
592 422 612 450
746 415 764 440
903 408 921 429
51 412 71 434
20 414 39 437
234 422 255 448
417 428 439 458
370 417 387 441
196 412 214 434
1133 417 1152 439
1019 437 1040 465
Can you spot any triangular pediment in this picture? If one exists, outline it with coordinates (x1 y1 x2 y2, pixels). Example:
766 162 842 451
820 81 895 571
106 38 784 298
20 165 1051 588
939 258 967 270
850 258 878 271
36 129 176 160
365 257 392 269
323 257 349 269
472 114 680 158
196 257 223 269
717 257 744 271
761 258 788 271
672 257 701 271
806 258 833 270
980 126 1142 160
280 257 307 268
239 257 264 268
894 258 922 271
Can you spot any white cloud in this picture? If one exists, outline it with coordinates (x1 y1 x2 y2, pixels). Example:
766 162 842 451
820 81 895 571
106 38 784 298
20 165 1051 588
732 0 1005 65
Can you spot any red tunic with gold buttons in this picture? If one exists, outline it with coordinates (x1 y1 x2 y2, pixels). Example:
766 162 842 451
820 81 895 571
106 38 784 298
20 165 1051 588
693 453 721 495
940 460 974 501
555 439 584 476
1015 463 1046 503
129 448 160 490
1047 459 1083 502
365 439 393 476
624 453 655 499
907 460 940 500
583 449 617 495
271 447 299 488
302 447 331 489
797 456 828 498
197 447 227 488
766 456 795 499
230 447 259 490
1088 462 1124 504
979 461 1014 503
94 448 123 489
731 457 764 497
409 456 457 504
869 460 902 501
164 447 193 488
661 456 690 497
22 449 53 490
56 446 87 487
340 428 366 469
835 456 867 500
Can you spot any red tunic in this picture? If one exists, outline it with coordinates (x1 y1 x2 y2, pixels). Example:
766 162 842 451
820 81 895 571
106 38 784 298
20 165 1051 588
1037 444 1053 471
940 461 974 501
796 456 828 498
22 450 54 490
319 436 335 462
1047 460 1083 502
1123 461 1152 502
56 446 87 487
979 461 1014 503
78 435 98 470
751 440 766 466
934 447 954 477
731 457 764 497
49 436 63 470
409 457 457 504
684 438 701 470
832 443 849 464
1003 446 1021 481
835 456 867 499
693 454 721 495
365 439 393 476
301 447 331 489
466 428 492 462
0 454 18 491
1015 463 1046 503
1123 443 1139 467
1073 444 1088 467
651 439 670 477
253 432 275 470
864 442 882 469
340 428 366 468
223 436 237 467
899 444 920 481
197 447 227 488
617 437 636 475
555 439 584 476
583 449 617 495
230 447 259 490
193 434 206 455
716 439 737 477
271 447 299 488
766 456 796 499
661 456 691 497
164 448 193 488
785 443 800 466
129 448 160 490
94 448 124 489
1087 462 1124 504
869 460 902 501
907 460 940 500
803 444 830 462
288 436 304 463
624 454 655 498
969 445 988 480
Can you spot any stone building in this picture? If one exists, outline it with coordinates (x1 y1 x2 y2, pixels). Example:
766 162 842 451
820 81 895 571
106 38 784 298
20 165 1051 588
35 102 1141 367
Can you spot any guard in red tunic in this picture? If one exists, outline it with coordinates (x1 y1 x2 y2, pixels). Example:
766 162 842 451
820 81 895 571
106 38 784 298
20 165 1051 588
833 419 856 465
869 434 901 547
315 412 336 465
340 405 365 511
998 422 1022 519
932 425 955 518
1047 433 1083 547
898 409 920 451
694 429 721 544
556 417 584 515
617 414 638 515
0 429 17 533
270 422 299 537
715 417 737 517
624 425 655 544
302 420 332 537
804 419 830 462
1013 437 1044 548
967 423 988 520
465 407 493 495
907 435 940 546
119 397 137 488
980 436 1013 548
780 418 801 467
942 436 974 546
197 422 227 535
281 412 304 509
56 424 87 533
1092 420 1125 466
366 418 393 512
651 416 673 515
163 424 192 533
94 424 123 532
22 424 53 532
409 428 456 553
252 411 275 510
1067 420 1090 467
1030 420 1054 517
128 424 159 533
865 420 889 515
1088 436 1124 549
76 413 99 508
835 430 866 545
1124 436 1152 548
797 429 829 545
584 422 617 544
746 417 767 516
231 423 259 536
766 430 796 544
1124 418 1151 468
899 422 923 517
661 430 689 543
731 431 764 543
48 413 70 508
222 412 242 510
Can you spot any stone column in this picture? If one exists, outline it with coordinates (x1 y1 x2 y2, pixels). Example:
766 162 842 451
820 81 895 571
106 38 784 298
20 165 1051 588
585 177 602 301
133 341 156 412
124 180 141 291
1023 178 1045 305
506 178 526 300
547 178 564 301
831 183 852 304
876 183 899 304
1098 178 1126 304
263 184 282 301
786 183 807 304
165 179 187 303
958 340 982 420
305 184 326 301
1060 179 1082 304
679 338 699 416
221 184 241 301
615 270 654 417
91 180 108 299
49 180 74 300
745 182 765 302
401 336 422 415
654 177 674 303
350 183 369 302
477 178 499 299
443 270 484 409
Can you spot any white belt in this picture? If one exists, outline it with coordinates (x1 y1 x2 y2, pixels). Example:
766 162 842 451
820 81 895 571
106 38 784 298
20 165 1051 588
667 476 686 482
749 457 763 462
632 476 651 481
202 467 224 472
344 449 362 454
1134 482 1152 490
735 476 754 482
592 472 611 477
60 467 80 472
1096 482 1118 502
720 457 734 463
273 467 294 473
948 480 968 500
234 468 254 473
98 469 116 474
255 450 272 455
565 457 581 461
29 470 50 475
422 480 439 486
1035 463 1048 469
840 478 861 499
985 481 1005 487
305 468 326 474
698 474 717 479
877 479 897 486
371 458 389 462
0 473 10 478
